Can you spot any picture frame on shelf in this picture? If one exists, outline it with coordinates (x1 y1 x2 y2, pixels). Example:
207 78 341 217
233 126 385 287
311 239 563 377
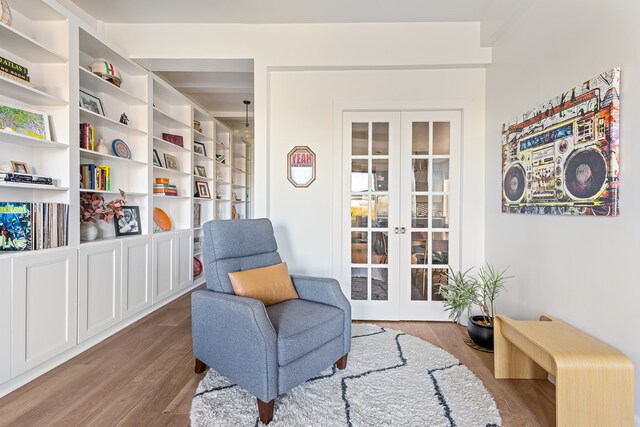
163 153 180 171
193 141 206 156
216 154 225 164
153 149 163 167
195 181 211 199
10 161 29 174
232 191 238 202
162 133 183 147
193 203 201 227
114 206 142 237
0 102 50 141
194 165 207 177
79 90 105 116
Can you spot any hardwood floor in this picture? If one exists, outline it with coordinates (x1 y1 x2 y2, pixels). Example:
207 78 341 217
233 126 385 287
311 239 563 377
0 289 556 426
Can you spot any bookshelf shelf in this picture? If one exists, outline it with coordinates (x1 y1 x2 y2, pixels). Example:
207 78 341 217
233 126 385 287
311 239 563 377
0 75 68 106
153 194 191 200
153 165 191 177
194 176 214 182
0 130 68 149
193 152 211 162
80 108 147 135
0 22 68 63
0 182 68 191
153 107 190 130
79 67 146 106
194 129 213 142
152 137 190 153
79 189 147 196
79 148 147 166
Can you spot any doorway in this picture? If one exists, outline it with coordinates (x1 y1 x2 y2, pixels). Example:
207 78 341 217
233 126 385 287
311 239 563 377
343 110 461 320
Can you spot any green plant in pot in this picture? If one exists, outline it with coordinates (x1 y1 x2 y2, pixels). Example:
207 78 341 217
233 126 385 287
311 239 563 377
439 264 511 350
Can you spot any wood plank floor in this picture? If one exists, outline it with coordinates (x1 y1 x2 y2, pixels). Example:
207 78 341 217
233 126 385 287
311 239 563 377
0 289 556 426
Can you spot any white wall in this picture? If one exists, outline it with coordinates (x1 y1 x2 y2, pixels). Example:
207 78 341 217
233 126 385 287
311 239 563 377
269 69 485 279
485 0 640 422
104 22 489 281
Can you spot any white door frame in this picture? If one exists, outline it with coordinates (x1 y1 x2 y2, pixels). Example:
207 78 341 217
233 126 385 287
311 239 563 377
333 102 466 320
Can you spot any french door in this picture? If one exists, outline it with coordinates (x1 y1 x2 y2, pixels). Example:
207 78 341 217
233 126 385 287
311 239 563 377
343 110 460 320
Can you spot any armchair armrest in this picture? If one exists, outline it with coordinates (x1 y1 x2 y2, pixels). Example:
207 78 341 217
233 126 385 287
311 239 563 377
290 275 352 355
191 290 278 402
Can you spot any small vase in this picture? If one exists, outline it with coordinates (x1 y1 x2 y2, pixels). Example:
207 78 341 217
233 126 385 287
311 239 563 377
95 138 109 154
80 222 99 241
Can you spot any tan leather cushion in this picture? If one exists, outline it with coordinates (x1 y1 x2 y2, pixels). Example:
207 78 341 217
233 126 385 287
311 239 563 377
228 262 299 307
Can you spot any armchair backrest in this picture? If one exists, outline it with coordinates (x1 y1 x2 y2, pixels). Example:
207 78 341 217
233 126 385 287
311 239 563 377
202 218 282 293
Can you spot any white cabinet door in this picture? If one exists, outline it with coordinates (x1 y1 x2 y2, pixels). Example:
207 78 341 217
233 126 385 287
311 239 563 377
176 230 193 290
122 236 152 319
78 242 122 343
0 257 11 384
11 248 78 376
153 233 176 302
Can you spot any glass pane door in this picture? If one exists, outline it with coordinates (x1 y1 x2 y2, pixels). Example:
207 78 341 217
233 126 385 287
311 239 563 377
400 111 460 320
344 112 400 320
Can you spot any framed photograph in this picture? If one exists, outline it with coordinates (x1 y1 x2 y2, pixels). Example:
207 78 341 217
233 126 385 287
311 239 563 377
193 141 207 157
162 133 183 147
11 161 29 174
114 206 142 237
0 102 50 140
193 203 201 227
79 90 105 116
195 181 211 199
194 165 207 177
153 149 163 167
163 153 180 171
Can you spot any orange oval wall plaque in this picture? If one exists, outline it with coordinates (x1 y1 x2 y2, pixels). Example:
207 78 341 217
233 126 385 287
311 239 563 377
287 146 316 188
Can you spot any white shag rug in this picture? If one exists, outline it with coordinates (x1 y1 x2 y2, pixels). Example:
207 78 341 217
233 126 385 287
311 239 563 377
190 324 501 426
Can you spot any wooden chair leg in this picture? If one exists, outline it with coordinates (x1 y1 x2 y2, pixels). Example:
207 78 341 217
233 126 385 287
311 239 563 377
194 358 207 374
257 398 274 424
336 354 348 370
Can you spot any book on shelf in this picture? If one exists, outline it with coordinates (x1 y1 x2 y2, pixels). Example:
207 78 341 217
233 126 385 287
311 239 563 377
0 66 30 81
163 184 178 196
0 172 53 185
0 202 69 252
0 56 29 77
0 70 35 88
79 123 96 150
80 164 110 191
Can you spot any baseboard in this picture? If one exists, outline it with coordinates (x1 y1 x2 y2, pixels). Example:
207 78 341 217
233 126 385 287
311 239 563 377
0 282 200 399
634 413 639 427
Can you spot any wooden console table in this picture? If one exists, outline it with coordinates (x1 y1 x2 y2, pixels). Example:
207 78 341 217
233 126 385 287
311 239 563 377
494 315 634 426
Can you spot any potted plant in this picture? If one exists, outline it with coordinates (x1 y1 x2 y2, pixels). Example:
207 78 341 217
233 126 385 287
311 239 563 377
80 190 126 241
439 264 511 350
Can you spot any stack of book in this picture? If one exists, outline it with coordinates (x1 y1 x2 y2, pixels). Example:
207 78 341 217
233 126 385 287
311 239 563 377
0 56 34 88
80 164 111 191
0 202 69 252
0 172 53 186
153 183 178 196
79 122 96 150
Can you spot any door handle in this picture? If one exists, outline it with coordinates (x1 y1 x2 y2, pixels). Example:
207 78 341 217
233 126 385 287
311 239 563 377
400 227 406 234
394 227 399 234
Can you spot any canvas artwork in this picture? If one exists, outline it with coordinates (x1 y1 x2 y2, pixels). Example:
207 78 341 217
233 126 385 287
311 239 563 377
502 68 620 216
0 103 49 140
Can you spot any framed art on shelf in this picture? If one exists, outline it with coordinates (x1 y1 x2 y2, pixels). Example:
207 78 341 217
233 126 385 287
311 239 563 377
193 203 201 227
195 181 211 199
0 102 50 140
194 165 207 177
163 153 180 171
193 141 206 156
114 206 142 237
153 149 163 167
11 161 29 174
79 90 105 116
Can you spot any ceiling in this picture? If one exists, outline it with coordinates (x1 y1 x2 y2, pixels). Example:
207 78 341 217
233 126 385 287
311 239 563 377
68 0 535 136
68 0 514 24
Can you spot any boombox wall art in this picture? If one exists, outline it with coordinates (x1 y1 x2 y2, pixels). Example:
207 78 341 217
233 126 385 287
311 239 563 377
502 68 620 216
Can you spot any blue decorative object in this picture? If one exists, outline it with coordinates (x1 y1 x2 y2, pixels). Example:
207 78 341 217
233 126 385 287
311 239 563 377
112 139 131 159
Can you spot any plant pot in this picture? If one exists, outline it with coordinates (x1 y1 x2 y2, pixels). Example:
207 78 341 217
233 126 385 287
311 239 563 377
80 222 99 241
467 315 494 350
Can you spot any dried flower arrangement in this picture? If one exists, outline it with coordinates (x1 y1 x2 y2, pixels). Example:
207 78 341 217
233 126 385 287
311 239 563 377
80 190 126 223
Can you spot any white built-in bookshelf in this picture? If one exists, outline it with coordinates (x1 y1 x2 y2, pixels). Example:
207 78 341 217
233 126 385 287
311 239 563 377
0 0 252 398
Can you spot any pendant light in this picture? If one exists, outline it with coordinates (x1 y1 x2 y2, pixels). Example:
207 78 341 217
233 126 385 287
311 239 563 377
240 100 253 141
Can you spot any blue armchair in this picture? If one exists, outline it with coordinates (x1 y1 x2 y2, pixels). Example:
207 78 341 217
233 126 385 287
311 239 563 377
192 218 351 424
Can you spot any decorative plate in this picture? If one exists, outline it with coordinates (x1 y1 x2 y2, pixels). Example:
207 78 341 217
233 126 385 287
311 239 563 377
112 139 131 159
194 257 203 277
153 207 172 232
